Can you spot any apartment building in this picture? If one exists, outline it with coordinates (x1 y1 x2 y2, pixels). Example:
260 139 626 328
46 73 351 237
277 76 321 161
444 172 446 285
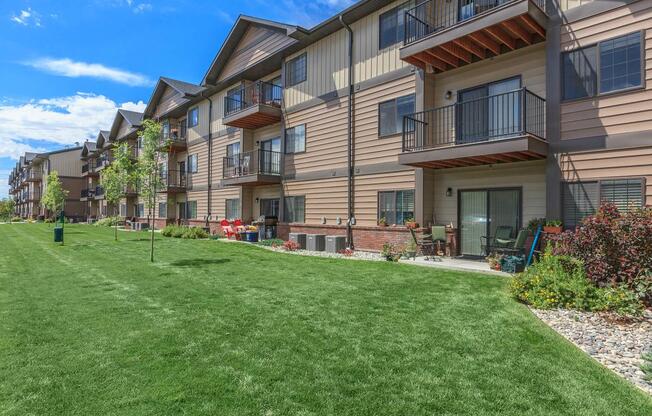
8 147 85 220
8 0 650 252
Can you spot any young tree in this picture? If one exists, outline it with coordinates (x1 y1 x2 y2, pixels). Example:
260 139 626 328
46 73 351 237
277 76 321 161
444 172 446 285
0 198 15 222
41 171 68 220
136 119 164 262
101 142 137 241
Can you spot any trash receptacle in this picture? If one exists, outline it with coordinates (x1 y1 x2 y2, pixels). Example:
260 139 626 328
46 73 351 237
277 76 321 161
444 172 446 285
245 231 258 243
54 227 63 242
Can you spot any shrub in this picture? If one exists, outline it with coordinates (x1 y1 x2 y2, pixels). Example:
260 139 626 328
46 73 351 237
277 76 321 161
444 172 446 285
338 248 354 257
11 216 22 222
258 238 284 247
527 217 546 233
381 242 401 262
551 203 652 302
642 351 652 381
282 240 301 251
182 227 209 239
161 225 181 237
44 218 54 223
510 247 644 316
94 216 120 227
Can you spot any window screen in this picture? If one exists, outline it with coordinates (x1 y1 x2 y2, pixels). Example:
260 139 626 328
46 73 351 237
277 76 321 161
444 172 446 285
284 196 305 223
379 94 415 136
226 199 240 220
187 201 197 219
158 202 167 218
378 190 415 225
285 124 306 154
286 54 307 87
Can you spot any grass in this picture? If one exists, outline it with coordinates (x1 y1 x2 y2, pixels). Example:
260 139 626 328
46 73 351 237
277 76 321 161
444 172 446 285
0 224 650 416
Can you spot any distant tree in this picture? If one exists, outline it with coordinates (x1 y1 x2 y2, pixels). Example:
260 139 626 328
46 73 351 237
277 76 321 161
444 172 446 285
41 171 68 220
136 119 164 262
0 198 15 222
101 141 137 241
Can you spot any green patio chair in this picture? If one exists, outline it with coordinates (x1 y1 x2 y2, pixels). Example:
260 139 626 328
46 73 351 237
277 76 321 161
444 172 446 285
481 225 514 254
495 229 530 257
431 225 447 256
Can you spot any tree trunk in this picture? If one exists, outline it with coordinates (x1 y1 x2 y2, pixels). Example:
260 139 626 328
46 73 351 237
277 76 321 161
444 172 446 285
150 175 155 262
114 206 119 241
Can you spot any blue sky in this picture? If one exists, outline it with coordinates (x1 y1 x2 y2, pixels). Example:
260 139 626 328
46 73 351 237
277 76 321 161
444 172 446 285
0 0 354 197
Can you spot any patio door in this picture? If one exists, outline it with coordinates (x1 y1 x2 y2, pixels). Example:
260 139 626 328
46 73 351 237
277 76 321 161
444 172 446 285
260 198 280 217
459 188 521 256
260 138 280 174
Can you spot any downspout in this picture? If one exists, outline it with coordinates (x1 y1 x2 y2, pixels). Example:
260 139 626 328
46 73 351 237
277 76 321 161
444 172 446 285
339 14 354 249
202 93 214 228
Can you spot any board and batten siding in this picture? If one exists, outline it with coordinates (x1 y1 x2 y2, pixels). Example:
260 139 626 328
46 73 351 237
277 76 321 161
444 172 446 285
560 0 652 141
559 146 652 205
283 170 415 227
218 26 295 83
430 160 546 226
284 74 415 175
49 150 84 178
284 0 412 108
116 117 133 140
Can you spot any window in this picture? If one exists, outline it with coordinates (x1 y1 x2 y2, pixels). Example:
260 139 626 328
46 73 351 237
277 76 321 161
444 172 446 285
285 124 306 154
136 203 145 218
260 198 280 217
186 201 197 219
158 202 167 218
378 190 414 225
599 32 642 93
187 107 199 128
286 53 307 87
379 1 413 49
187 154 198 173
120 204 127 217
284 196 305 223
378 94 415 137
562 179 643 228
225 199 240 220
562 32 642 100
226 86 243 114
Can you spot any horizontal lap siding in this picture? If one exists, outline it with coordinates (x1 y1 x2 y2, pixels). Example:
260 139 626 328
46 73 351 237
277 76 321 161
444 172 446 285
285 75 415 175
186 141 209 188
560 1 652 141
210 188 240 220
253 123 281 143
283 170 415 227
559 147 652 205
251 185 281 218
284 0 410 109
219 27 295 83
431 161 546 226
212 131 241 181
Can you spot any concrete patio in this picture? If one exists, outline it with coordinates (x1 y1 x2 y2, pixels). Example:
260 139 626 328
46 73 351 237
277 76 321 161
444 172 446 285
400 256 511 276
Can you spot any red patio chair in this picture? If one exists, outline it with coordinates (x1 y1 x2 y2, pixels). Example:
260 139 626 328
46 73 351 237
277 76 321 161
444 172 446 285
220 219 236 239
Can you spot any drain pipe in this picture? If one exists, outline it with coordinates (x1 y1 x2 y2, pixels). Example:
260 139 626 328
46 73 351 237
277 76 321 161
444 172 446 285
339 14 354 249
202 93 214 228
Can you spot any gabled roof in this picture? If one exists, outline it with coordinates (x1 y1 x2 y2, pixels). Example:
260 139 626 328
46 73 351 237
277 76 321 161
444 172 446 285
143 77 206 118
81 141 98 158
200 1 397 88
109 109 144 141
96 130 110 149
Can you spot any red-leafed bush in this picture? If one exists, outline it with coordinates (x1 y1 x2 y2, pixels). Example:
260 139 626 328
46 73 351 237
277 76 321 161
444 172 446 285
551 203 652 303
282 240 301 251
338 248 354 257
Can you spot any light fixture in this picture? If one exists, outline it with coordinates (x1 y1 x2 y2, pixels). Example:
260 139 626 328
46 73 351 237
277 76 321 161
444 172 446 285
446 187 453 197
255 197 259 204
444 90 453 100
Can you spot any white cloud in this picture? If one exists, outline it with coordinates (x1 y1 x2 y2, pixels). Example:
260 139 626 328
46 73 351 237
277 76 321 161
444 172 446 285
25 58 155 87
10 7 42 27
133 3 153 14
0 93 146 160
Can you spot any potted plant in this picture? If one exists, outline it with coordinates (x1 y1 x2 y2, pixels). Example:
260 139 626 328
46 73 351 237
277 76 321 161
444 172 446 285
404 239 417 259
405 217 418 229
543 220 563 234
527 217 546 233
486 252 503 271
381 242 401 262
378 217 388 227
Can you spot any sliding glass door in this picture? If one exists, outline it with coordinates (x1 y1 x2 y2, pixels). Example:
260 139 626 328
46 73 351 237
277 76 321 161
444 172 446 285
459 188 521 256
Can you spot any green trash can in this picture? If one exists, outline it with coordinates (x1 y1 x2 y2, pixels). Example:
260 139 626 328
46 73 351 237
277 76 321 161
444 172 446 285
54 227 63 243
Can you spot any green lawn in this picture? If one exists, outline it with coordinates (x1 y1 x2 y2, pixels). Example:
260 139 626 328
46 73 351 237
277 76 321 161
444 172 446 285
1 224 650 416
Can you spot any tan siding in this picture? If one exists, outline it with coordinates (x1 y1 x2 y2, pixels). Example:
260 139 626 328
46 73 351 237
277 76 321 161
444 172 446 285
284 0 412 108
212 132 241 182
209 82 242 136
153 86 189 119
283 170 415 227
559 147 652 205
560 1 652 141
252 123 281 143
210 188 241 220
187 100 210 141
49 150 84 177
431 161 546 226
116 118 132 139
285 74 415 175
560 0 594 12
219 26 295 83
250 185 281 218
187 141 209 188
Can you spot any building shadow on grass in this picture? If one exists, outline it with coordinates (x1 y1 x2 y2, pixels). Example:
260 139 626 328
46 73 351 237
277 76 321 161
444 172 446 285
169 258 231 267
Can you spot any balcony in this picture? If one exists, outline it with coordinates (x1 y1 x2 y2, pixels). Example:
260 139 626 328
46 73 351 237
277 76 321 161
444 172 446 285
94 186 105 199
401 0 546 73
96 155 111 171
82 161 99 176
27 191 41 202
160 122 187 151
223 81 282 129
27 171 42 182
158 170 187 194
123 185 138 197
81 188 95 200
222 149 282 186
399 87 547 168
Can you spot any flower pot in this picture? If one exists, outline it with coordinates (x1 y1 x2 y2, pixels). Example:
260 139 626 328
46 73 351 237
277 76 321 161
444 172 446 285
543 226 563 234
405 222 418 230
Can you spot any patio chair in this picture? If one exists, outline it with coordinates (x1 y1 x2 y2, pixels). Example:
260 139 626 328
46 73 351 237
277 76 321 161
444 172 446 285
481 225 514 255
409 228 436 259
431 225 447 256
494 229 530 257
220 219 236 239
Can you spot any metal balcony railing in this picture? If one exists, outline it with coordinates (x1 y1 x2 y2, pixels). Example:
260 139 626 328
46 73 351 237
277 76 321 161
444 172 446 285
222 149 281 179
95 186 104 197
404 0 546 45
224 81 282 118
160 122 187 147
159 170 188 190
402 87 545 152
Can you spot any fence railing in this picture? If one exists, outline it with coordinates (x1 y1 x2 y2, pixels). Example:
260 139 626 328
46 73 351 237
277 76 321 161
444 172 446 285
159 169 188 189
222 149 281 179
224 81 282 117
402 87 545 152
404 0 546 45
81 188 95 198
94 186 104 197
